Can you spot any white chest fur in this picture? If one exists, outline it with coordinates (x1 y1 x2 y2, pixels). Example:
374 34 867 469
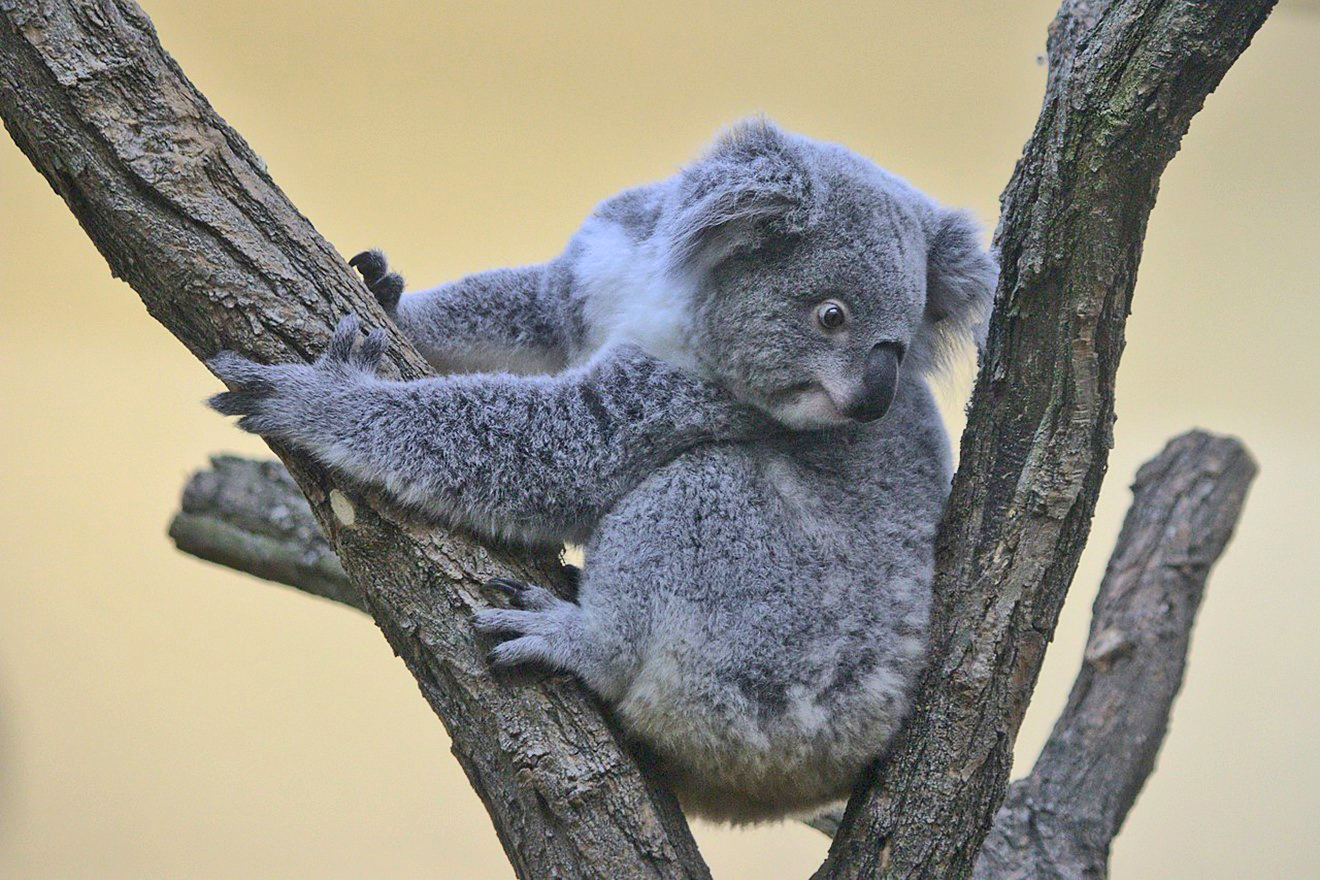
573 218 701 371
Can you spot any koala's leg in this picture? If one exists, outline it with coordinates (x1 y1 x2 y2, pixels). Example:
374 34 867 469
471 577 626 696
208 315 768 547
351 250 573 376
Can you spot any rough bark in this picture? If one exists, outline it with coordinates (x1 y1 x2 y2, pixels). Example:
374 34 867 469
970 431 1256 879
813 3 1274 878
0 3 709 878
971 431 1257 879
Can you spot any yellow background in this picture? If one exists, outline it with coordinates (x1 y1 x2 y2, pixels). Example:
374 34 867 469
2 1 1316 877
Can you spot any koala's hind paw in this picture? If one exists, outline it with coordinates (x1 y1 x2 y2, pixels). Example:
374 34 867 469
349 249 405 316
474 577 582 671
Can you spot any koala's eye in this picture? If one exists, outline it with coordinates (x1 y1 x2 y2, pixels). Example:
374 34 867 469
816 300 847 331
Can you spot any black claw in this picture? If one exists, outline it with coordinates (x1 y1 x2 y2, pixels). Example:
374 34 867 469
349 249 387 284
486 577 527 596
486 577 543 608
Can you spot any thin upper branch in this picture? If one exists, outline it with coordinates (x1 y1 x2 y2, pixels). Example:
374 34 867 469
815 2 1274 878
0 3 707 877
973 430 1257 880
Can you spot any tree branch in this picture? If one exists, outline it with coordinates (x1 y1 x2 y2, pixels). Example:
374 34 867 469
814 3 1274 878
0 3 707 878
972 430 1257 879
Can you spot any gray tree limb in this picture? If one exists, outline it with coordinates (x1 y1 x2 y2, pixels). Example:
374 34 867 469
971 430 1257 879
814 2 1274 878
0 3 707 878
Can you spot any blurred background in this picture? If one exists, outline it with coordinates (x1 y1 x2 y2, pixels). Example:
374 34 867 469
1 1 1316 877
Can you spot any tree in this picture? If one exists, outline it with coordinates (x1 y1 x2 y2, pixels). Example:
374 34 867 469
0 1 1271 877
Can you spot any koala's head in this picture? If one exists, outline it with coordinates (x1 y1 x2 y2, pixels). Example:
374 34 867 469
662 119 997 431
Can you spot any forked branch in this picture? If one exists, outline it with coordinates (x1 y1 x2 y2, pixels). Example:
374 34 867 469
814 3 1273 876
1 0 1271 877
972 431 1256 879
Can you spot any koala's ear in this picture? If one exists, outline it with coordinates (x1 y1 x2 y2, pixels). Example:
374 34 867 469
665 119 813 274
920 209 998 366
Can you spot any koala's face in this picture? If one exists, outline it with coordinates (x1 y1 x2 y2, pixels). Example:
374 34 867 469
694 189 928 431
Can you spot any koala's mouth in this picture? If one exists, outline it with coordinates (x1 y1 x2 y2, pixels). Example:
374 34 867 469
763 381 851 430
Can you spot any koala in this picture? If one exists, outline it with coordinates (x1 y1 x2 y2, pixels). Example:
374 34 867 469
209 119 996 823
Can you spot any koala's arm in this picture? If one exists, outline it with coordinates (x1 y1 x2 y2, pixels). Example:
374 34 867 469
352 250 576 376
208 316 765 547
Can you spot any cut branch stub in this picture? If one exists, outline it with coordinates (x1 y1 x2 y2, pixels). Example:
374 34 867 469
169 455 362 611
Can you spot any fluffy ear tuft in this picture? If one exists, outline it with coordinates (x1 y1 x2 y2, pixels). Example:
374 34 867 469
914 209 997 373
664 119 814 274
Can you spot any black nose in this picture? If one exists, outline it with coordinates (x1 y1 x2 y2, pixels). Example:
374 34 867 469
843 342 903 422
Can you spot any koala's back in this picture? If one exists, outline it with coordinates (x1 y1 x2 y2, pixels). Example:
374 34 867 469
577 373 950 822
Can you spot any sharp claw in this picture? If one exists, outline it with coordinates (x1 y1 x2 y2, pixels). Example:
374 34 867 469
349 249 387 283
485 577 526 597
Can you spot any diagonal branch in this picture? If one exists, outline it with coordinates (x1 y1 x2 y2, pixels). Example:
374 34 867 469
814 2 1274 878
972 430 1257 879
0 3 707 878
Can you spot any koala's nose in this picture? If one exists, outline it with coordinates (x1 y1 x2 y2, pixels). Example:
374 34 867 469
843 342 903 422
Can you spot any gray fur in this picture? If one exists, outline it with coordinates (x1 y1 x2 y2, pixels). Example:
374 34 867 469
209 119 996 823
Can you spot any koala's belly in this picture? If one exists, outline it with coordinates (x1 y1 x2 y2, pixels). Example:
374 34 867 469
580 444 929 822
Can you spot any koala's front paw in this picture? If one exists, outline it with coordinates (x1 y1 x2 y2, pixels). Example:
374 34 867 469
349 249 405 316
208 314 387 442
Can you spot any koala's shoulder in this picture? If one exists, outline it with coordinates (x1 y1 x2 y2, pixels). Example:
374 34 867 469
588 183 668 243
